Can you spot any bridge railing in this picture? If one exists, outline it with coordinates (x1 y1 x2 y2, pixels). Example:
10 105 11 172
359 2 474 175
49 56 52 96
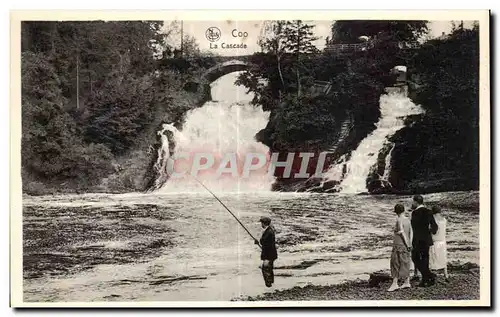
324 43 374 53
324 41 420 54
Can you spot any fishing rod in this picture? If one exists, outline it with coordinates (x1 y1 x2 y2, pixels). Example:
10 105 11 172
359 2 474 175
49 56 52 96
191 176 262 249
163 156 261 249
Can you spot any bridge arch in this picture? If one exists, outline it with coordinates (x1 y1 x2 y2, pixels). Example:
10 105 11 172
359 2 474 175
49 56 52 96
202 60 249 83
183 59 250 100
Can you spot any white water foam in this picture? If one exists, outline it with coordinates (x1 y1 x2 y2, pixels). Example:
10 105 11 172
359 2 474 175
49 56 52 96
155 72 275 193
327 91 424 194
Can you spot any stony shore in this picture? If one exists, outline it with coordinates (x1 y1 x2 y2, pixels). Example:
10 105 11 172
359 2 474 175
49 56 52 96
241 262 480 302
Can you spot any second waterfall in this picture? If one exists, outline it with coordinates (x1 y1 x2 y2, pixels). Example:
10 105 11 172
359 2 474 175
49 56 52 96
325 90 425 194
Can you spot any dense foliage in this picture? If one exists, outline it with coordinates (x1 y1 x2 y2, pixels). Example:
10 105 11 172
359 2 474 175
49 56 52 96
237 20 480 193
21 21 215 193
237 20 427 155
21 20 480 194
389 24 480 191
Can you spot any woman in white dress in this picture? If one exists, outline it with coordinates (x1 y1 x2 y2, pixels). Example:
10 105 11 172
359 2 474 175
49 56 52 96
429 206 449 281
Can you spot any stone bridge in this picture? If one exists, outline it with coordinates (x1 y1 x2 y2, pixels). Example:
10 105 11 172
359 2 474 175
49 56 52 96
184 41 414 98
182 59 250 100
202 59 249 83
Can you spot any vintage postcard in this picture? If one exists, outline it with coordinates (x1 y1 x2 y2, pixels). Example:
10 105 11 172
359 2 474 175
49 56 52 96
10 10 490 308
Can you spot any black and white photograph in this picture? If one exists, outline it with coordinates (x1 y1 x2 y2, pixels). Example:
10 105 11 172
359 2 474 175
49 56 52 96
9 10 490 307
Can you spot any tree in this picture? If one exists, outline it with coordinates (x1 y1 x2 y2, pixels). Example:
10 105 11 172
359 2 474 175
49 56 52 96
181 34 201 58
84 74 156 154
22 21 165 110
389 26 480 191
258 20 288 99
21 51 113 182
22 52 70 176
411 26 479 124
237 20 319 108
20 21 173 191
274 94 338 146
282 20 320 96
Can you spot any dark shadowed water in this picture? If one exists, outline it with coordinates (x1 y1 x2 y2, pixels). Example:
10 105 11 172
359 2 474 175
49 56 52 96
22 191 479 302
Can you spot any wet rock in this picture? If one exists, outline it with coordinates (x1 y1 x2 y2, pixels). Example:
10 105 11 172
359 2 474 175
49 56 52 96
367 179 394 194
448 261 479 272
308 186 325 193
368 271 392 287
325 186 340 193
295 186 308 192
305 177 323 187
322 180 339 191
387 118 479 194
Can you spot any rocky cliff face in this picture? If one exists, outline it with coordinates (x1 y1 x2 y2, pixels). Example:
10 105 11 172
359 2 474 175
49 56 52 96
385 120 479 194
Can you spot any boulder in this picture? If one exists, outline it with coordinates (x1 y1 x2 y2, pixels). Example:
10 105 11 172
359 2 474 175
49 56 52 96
367 179 393 194
368 271 392 287
305 177 323 187
322 180 339 191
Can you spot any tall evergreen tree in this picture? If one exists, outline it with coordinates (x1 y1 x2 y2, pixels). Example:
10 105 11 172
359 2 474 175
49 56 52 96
258 20 288 100
282 20 319 96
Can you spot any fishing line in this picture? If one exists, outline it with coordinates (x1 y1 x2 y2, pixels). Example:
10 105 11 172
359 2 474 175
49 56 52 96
164 155 262 249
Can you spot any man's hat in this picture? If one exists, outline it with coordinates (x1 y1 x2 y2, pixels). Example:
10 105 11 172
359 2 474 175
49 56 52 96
259 216 271 225
431 206 442 214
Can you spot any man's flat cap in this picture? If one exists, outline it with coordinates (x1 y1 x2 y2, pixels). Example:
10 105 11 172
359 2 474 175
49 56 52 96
259 216 271 224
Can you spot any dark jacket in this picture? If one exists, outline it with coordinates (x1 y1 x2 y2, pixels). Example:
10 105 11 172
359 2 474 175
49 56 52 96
260 226 278 261
411 206 438 246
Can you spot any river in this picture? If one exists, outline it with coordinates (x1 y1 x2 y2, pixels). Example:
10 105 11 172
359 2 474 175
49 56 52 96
23 191 479 302
22 71 479 302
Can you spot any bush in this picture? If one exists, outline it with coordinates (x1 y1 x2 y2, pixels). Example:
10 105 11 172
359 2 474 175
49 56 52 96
84 75 156 154
274 94 339 147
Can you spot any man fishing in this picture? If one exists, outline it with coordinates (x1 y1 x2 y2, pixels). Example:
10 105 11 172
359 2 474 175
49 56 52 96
186 175 279 288
255 216 278 288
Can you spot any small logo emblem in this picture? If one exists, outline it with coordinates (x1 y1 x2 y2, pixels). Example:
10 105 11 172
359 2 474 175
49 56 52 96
206 27 221 42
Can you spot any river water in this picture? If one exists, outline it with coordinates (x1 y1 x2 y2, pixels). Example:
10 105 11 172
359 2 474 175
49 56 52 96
23 191 479 302
22 72 479 302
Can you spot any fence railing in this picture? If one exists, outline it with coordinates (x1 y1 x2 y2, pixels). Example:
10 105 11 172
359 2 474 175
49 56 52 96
324 41 420 53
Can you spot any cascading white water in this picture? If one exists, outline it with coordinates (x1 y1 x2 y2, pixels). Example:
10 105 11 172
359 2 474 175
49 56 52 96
382 142 396 181
155 72 274 193
320 154 347 185
151 123 175 190
327 90 424 194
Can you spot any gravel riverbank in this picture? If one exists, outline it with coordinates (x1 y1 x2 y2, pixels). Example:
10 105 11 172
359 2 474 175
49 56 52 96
241 262 480 301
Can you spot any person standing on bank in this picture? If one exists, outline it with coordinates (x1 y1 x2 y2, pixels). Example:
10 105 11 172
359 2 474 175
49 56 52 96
254 216 278 288
429 206 449 282
388 204 413 292
410 195 439 287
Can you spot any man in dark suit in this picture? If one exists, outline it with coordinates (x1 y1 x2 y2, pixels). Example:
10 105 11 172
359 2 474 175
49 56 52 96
254 216 278 287
410 195 439 287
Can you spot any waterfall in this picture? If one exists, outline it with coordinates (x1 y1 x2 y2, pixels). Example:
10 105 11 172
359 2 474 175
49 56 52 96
382 142 396 181
327 90 424 194
153 72 274 193
150 123 178 191
322 154 348 183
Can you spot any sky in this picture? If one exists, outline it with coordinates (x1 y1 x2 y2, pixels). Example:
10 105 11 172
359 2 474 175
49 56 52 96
163 20 476 57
